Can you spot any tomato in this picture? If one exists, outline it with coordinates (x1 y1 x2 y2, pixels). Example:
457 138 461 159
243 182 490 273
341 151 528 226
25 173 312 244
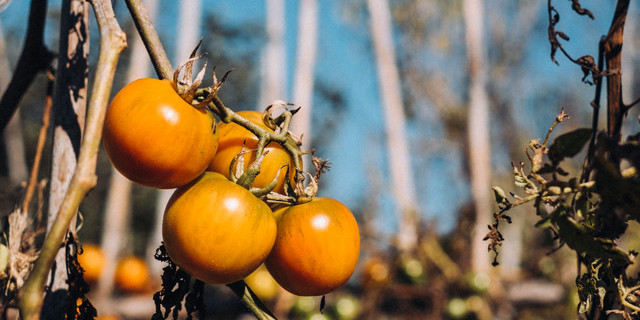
360 256 390 288
244 264 280 301
114 256 151 293
209 111 297 193
265 198 360 296
78 244 105 283
103 78 218 189
162 172 277 284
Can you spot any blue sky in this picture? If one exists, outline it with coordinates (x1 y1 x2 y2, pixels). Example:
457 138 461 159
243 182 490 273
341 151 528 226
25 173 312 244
1 1 632 237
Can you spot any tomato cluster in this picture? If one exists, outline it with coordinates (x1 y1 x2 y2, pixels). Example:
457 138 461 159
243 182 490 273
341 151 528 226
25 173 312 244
102 78 360 297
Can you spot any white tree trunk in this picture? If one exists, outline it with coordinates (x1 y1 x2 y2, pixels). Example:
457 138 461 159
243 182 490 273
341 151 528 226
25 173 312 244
48 0 89 292
175 0 201 63
463 0 492 274
367 0 418 252
290 0 318 162
259 0 287 108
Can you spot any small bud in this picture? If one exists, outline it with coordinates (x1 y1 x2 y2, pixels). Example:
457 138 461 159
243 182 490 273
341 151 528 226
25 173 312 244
492 186 509 205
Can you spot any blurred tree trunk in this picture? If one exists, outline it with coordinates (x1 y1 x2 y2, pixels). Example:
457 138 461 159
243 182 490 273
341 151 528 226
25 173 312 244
98 0 158 304
622 3 636 108
46 0 89 308
290 0 317 166
463 0 492 274
174 0 201 63
259 0 286 108
367 0 418 252
0 21 28 185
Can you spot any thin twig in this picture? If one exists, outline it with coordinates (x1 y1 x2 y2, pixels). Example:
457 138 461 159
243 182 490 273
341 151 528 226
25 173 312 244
21 70 54 215
18 0 127 319
0 0 53 134
621 284 640 313
542 109 569 146
124 0 172 79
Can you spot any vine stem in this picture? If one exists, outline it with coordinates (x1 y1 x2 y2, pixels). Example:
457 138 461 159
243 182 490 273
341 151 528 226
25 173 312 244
227 281 278 320
123 0 172 80
620 283 640 313
18 1 127 319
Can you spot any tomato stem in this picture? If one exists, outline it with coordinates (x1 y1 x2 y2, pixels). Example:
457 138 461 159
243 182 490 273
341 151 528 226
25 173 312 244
227 281 278 320
124 0 173 80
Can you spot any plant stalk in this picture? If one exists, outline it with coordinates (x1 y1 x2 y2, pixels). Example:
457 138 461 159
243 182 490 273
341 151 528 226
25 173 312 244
19 1 127 319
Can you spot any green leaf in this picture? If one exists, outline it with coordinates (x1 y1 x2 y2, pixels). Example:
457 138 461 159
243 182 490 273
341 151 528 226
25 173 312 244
548 128 592 163
535 215 552 228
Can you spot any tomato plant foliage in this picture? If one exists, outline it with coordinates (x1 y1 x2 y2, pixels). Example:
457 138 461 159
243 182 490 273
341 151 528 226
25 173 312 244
488 1 640 317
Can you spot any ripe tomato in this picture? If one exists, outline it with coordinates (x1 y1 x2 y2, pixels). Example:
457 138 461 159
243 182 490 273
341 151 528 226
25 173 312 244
244 264 280 301
103 78 219 189
162 172 277 284
208 110 298 193
265 198 360 296
360 256 390 288
114 256 151 293
78 244 105 283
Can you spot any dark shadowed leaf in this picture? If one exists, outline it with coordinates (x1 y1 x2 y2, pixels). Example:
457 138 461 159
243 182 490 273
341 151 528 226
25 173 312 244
548 128 592 163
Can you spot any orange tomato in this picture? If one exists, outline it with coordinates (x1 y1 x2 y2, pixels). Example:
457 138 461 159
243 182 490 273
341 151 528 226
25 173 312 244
360 256 390 288
114 256 150 293
162 172 277 284
103 78 218 189
208 111 298 193
244 264 280 301
78 244 105 283
265 198 360 296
